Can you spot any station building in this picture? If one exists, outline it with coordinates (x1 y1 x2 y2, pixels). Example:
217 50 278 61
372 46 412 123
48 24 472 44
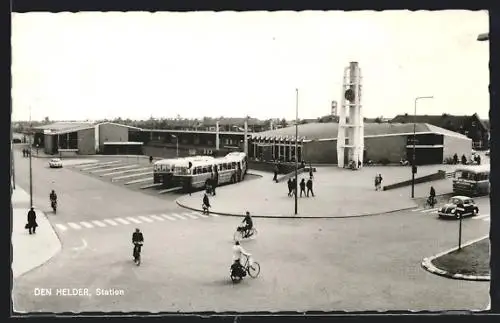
32 122 144 155
249 122 472 165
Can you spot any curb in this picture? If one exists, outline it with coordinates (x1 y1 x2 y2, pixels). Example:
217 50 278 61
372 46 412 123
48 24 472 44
421 234 490 281
175 199 417 219
11 186 63 280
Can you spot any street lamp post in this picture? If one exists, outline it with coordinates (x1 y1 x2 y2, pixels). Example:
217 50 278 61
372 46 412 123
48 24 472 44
171 134 179 157
29 106 33 207
294 88 299 215
411 96 434 198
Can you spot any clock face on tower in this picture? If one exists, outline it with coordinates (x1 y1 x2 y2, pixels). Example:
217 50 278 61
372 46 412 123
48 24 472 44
344 89 355 101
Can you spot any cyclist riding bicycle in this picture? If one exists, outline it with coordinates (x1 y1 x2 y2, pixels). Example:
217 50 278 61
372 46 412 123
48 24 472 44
231 240 252 277
428 186 436 207
238 211 253 238
132 228 144 259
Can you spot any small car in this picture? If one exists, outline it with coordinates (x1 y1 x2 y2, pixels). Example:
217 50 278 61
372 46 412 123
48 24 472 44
49 158 63 168
438 195 479 219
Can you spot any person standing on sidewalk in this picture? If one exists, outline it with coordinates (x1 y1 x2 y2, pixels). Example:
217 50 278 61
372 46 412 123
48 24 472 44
377 174 383 191
306 178 314 197
273 165 279 183
26 207 38 235
299 178 306 197
374 175 380 191
287 178 293 197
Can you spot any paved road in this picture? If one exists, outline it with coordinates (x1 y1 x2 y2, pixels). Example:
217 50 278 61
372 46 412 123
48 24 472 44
12 150 490 312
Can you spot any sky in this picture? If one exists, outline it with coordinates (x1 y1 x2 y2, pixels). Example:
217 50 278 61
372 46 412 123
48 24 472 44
11 10 489 122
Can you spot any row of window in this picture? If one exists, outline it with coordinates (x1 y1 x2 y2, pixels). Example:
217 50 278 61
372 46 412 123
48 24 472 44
191 162 241 175
456 171 489 181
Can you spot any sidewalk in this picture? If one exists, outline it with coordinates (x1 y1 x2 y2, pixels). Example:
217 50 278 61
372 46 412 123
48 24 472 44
176 165 455 218
11 186 62 279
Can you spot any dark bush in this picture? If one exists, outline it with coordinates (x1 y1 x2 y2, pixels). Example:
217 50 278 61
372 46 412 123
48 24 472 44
379 158 390 165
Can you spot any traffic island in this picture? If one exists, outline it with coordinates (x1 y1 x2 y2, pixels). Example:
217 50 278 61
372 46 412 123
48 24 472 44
175 167 434 218
421 235 490 281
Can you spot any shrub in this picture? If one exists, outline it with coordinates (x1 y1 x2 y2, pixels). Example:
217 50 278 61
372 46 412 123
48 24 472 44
379 158 390 165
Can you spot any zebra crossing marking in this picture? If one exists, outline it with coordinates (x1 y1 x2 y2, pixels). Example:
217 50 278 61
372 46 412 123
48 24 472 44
91 220 107 227
115 218 131 225
56 224 68 231
161 214 177 221
54 211 220 232
103 219 119 226
171 213 187 220
150 215 165 221
67 222 82 230
80 221 94 228
183 212 199 219
137 215 154 223
126 217 142 224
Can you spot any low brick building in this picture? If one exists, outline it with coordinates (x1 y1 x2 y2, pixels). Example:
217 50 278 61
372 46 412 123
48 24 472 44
250 122 472 166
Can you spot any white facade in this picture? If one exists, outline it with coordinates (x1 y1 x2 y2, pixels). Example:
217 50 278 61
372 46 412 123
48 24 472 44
337 62 364 168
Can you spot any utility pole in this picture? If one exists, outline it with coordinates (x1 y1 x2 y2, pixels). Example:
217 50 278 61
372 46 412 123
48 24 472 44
29 106 33 207
294 88 298 215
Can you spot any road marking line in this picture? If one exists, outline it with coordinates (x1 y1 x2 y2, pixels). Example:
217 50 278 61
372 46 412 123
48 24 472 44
196 212 209 218
474 214 490 220
171 213 187 220
91 220 107 227
422 208 439 213
55 224 67 231
210 213 219 217
137 215 154 223
125 177 153 185
412 208 424 212
72 239 88 251
103 219 119 226
67 222 82 230
126 217 142 224
80 222 94 228
183 212 199 219
115 218 130 225
150 215 165 221
160 214 176 221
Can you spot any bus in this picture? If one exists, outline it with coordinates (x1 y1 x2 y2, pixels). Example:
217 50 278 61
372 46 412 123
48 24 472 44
452 164 490 196
153 156 214 186
172 152 247 191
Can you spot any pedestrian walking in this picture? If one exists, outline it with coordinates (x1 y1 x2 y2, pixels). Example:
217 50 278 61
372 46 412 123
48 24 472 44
453 153 459 165
292 178 297 196
299 178 306 197
26 207 38 235
202 193 211 215
374 175 379 191
212 169 219 196
306 178 314 197
461 154 467 165
273 165 279 183
149 155 153 164
377 174 383 191
477 154 481 165
287 178 293 197
22 148 26 157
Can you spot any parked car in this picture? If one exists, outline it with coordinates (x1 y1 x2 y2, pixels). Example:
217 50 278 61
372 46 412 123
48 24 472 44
49 158 63 168
438 195 479 219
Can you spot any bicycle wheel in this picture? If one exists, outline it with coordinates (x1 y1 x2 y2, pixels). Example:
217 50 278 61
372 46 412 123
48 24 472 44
233 230 244 242
247 262 260 278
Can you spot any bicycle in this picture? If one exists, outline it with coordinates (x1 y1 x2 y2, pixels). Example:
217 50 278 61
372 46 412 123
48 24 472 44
425 196 437 209
133 243 142 266
233 226 258 242
230 255 260 283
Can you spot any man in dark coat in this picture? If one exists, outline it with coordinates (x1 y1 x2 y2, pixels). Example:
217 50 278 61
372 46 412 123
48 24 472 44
306 178 314 197
291 178 297 196
149 155 153 164
299 178 306 197
453 153 458 165
27 207 37 234
461 154 467 165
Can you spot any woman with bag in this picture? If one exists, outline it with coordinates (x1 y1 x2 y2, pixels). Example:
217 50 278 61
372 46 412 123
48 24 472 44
26 207 38 234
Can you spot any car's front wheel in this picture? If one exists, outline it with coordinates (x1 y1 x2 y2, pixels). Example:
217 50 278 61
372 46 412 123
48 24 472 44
473 208 479 216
